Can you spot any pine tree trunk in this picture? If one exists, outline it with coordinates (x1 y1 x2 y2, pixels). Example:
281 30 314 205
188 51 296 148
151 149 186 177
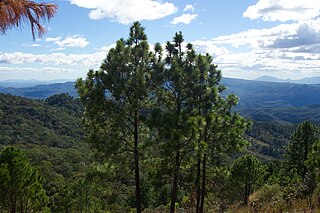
199 154 206 213
170 150 180 213
134 110 142 213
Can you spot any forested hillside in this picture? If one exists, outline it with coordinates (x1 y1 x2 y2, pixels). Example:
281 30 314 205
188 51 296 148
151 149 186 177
1 22 320 213
0 93 93 208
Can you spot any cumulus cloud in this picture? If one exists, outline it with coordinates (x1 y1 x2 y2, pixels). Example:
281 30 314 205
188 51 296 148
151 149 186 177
0 51 105 68
209 20 320 50
269 23 320 49
170 13 198 25
0 66 73 73
100 43 116 51
243 0 320 22
69 0 177 24
192 40 229 58
183 4 194 12
190 18 320 78
45 35 89 48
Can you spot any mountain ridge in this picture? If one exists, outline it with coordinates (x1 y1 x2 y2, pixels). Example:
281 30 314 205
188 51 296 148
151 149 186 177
255 75 320 84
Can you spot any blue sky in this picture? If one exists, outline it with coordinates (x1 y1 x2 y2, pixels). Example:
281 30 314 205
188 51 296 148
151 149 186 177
0 0 320 80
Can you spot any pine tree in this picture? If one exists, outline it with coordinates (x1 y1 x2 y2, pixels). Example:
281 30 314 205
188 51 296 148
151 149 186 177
230 154 265 205
0 147 48 213
150 32 201 213
76 22 163 213
286 121 319 178
189 54 249 212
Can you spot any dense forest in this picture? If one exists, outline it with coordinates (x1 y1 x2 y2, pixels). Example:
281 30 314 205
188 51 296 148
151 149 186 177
1 22 320 213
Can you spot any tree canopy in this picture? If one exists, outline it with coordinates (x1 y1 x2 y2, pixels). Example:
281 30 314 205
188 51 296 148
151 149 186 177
0 147 49 212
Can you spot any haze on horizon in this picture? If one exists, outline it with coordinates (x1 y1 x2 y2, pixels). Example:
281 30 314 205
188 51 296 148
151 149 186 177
0 0 319 81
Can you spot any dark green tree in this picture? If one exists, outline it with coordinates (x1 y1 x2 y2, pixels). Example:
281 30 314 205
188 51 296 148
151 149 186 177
306 139 320 181
76 22 163 213
0 147 49 213
191 69 249 212
286 121 319 178
150 32 202 213
149 32 249 213
230 154 265 205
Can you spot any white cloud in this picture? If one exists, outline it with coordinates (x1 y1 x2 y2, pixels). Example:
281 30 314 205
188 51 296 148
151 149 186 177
45 37 61 42
170 13 198 25
209 19 320 50
191 19 320 78
46 35 89 48
100 43 116 51
69 0 177 24
0 66 73 73
243 0 320 22
23 43 42 47
183 4 194 12
192 40 229 58
51 47 66 51
0 51 105 68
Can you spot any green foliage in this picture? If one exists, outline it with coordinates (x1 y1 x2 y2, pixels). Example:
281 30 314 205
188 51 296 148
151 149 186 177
307 139 320 181
230 154 265 205
205 166 232 212
45 93 82 116
286 121 319 178
0 147 49 212
247 121 295 159
76 21 163 213
0 93 83 148
5 22 320 212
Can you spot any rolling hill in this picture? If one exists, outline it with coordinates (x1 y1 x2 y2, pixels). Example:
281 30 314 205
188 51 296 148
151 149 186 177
2 78 320 108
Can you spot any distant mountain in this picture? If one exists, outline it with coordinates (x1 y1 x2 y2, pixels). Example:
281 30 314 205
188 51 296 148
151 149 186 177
2 78 320 108
0 82 78 99
255 75 320 84
255 76 289 83
222 78 320 107
0 79 73 88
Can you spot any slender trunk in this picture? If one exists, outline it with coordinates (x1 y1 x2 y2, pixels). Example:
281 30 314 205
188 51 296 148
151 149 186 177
170 150 180 213
199 154 206 213
195 156 201 213
134 110 142 213
199 119 208 213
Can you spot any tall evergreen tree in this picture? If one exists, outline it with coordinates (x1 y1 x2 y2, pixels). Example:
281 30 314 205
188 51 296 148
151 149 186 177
76 22 163 213
190 53 249 212
286 121 319 178
149 32 249 212
150 32 201 213
230 154 265 205
0 147 48 213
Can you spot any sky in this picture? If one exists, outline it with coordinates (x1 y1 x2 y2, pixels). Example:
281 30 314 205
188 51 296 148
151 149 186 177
0 0 320 81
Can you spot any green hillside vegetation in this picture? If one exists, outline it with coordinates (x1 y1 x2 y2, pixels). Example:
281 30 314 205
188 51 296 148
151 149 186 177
0 93 94 209
2 22 320 212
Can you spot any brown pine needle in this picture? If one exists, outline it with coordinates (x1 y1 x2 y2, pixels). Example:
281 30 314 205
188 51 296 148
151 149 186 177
0 0 57 40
